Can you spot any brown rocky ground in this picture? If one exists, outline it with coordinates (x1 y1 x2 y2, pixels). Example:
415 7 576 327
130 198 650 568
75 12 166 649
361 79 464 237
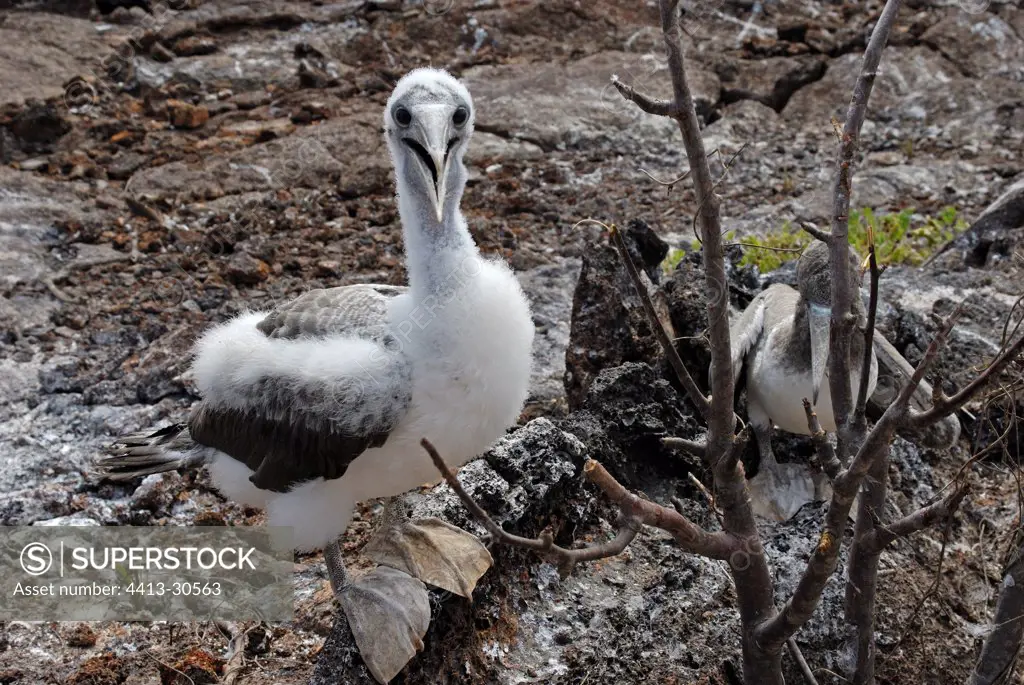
1 0 1023 683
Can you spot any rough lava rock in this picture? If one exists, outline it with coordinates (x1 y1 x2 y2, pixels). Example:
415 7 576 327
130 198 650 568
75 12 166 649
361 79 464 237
2 1 1023 683
942 174 1024 268
312 418 593 684
563 220 671 409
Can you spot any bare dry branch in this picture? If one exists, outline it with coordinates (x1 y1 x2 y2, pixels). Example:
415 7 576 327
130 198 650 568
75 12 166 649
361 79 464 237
638 167 692 190
826 0 905 458
585 460 738 559
846 453 889 685
864 481 969 552
799 221 831 242
662 436 707 457
803 399 842 480
610 76 678 117
788 637 820 685
653 2 735 446
838 304 962 492
890 513 956 655
907 332 1024 429
421 439 737 578
615 3 780 677
842 239 886 685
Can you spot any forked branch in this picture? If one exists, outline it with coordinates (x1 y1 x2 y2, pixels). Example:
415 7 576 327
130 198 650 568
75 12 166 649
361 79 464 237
826 0 904 455
863 481 969 553
757 300 959 648
612 8 779 678
906 332 1024 430
421 438 738 578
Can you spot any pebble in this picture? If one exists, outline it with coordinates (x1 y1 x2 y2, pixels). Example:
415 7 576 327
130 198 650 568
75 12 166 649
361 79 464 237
225 252 272 285
172 36 219 57
166 100 209 129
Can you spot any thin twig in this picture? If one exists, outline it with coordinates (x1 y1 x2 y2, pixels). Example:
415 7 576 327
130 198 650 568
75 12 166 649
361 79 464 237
638 167 692 189
907 332 1024 429
864 481 969 552
689 144 748 245
609 224 712 421
803 399 842 480
610 75 677 116
662 436 707 457
727 241 806 255
826 0 905 460
788 637 820 685
687 472 724 524
854 241 880 422
421 438 737 576
891 515 956 652
800 221 831 242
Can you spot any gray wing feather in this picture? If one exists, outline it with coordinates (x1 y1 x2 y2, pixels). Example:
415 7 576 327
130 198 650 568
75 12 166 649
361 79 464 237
728 289 775 381
729 285 800 379
190 283 413 491
872 331 932 412
257 284 408 341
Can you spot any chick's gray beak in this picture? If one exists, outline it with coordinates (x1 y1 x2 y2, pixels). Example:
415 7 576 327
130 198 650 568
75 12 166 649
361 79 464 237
405 107 453 223
808 303 831 406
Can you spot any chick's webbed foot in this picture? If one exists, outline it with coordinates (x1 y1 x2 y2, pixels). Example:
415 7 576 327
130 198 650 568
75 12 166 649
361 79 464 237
365 497 493 599
326 538 429 684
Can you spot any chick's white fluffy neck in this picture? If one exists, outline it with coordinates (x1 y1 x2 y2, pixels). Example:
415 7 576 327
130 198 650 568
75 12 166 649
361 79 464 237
396 175 476 296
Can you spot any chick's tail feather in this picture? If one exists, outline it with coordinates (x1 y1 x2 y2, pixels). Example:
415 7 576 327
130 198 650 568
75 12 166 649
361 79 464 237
98 423 207 480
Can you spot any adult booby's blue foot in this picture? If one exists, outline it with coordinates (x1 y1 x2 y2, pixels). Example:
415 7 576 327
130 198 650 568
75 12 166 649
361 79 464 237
100 68 535 683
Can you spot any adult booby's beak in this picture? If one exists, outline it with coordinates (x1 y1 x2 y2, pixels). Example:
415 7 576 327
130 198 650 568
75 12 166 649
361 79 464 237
808 303 831 405
402 106 455 223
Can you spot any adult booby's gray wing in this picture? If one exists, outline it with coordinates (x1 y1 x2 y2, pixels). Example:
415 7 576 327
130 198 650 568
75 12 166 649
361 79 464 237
728 284 801 381
190 283 412 492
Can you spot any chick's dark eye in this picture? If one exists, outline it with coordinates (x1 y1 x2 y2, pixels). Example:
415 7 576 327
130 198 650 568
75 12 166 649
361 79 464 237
394 106 412 127
452 106 468 126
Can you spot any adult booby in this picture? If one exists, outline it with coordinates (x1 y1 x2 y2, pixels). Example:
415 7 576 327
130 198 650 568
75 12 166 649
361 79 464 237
99 68 535 683
731 240 960 520
731 241 873 520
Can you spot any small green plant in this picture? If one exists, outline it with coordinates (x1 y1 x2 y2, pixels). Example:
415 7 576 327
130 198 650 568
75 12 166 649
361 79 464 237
736 206 969 273
661 247 687 275
901 138 914 160
662 232 737 275
736 221 811 272
849 205 967 266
